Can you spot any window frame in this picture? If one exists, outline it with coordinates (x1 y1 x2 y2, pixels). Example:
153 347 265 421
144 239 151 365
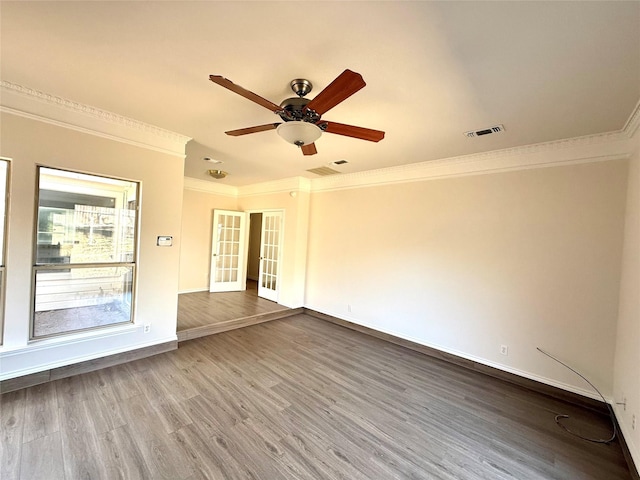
30 166 140 340
0 158 10 345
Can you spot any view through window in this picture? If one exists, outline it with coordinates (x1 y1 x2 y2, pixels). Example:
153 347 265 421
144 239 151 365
33 167 138 338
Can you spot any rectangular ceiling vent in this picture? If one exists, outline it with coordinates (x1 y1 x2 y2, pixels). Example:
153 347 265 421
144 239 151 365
464 124 505 138
307 166 341 176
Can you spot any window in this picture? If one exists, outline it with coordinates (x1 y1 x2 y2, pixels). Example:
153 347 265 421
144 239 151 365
32 167 138 339
0 159 9 344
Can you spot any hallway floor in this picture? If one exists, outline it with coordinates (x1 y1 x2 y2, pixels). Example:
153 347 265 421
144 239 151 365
176 280 296 342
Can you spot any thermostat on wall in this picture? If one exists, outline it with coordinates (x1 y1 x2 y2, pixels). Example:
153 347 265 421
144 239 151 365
157 236 173 247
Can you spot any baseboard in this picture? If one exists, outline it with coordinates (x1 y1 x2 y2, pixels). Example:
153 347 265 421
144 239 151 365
303 308 639 477
615 413 640 480
0 340 177 394
178 287 209 294
303 309 606 410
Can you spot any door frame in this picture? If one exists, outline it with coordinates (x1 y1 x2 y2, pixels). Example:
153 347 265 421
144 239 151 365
245 208 285 303
209 209 249 293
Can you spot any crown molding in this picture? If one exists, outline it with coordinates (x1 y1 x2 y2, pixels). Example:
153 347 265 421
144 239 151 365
183 176 311 198
623 98 640 139
0 80 191 158
311 130 632 193
238 176 311 198
187 129 632 197
183 176 237 197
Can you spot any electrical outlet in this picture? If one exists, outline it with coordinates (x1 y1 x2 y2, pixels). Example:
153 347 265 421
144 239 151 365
500 345 509 356
633 414 636 430
143 324 151 334
347 304 352 313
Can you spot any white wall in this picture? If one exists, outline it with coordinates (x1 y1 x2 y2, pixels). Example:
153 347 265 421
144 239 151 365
305 159 628 399
238 189 310 308
0 112 185 379
179 188 237 292
614 127 640 467
178 181 311 308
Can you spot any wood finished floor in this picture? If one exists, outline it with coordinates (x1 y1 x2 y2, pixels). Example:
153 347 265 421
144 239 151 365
177 281 292 340
1 315 631 480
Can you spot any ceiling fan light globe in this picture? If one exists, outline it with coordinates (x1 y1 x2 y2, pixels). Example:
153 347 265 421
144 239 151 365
276 121 322 147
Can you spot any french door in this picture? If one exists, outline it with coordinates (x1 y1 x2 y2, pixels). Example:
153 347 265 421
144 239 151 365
209 210 247 292
258 211 283 302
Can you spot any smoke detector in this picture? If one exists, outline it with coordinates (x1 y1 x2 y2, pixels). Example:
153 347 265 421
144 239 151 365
203 157 223 164
465 124 505 138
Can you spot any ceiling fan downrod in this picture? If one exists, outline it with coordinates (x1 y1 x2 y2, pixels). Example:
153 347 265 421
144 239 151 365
277 78 323 123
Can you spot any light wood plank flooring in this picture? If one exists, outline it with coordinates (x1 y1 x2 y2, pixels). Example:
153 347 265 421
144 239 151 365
1 315 631 480
177 280 296 341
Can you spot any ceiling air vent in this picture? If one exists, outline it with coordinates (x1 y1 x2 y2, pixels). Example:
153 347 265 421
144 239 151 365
464 124 505 138
307 166 340 176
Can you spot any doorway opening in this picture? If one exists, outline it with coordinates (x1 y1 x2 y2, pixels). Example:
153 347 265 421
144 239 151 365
208 209 283 302
177 209 287 341
246 212 262 295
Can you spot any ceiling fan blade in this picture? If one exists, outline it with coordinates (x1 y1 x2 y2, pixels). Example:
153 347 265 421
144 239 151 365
303 69 366 115
301 143 317 155
225 123 281 136
210 75 282 113
322 121 385 142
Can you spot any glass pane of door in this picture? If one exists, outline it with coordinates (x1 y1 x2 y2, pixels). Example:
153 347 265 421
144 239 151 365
258 211 282 302
209 210 247 292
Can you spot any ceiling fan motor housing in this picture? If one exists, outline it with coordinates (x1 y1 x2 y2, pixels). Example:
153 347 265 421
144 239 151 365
278 97 324 126
279 97 308 120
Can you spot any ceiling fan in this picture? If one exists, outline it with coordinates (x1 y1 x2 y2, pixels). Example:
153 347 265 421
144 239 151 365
209 69 385 156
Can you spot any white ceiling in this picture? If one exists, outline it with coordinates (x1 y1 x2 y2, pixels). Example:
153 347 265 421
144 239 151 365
1 1 638 186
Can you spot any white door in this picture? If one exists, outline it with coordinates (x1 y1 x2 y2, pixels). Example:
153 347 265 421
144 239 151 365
209 210 247 292
258 211 283 302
